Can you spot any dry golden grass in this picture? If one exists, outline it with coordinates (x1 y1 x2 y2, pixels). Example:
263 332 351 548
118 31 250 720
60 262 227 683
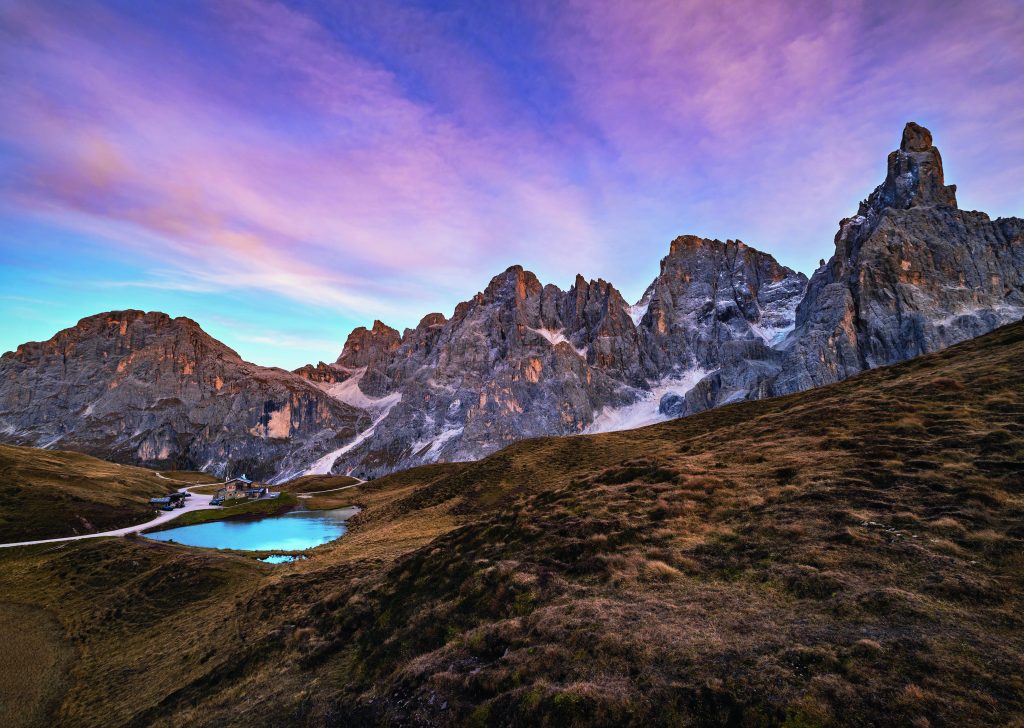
257 321 1022 727
0 322 1022 727
0 603 73 728
187 483 227 495
279 473 360 493
0 445 171 540
160 471 222 484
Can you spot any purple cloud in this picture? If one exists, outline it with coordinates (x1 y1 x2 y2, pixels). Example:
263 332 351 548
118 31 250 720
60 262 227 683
1 0 1021 367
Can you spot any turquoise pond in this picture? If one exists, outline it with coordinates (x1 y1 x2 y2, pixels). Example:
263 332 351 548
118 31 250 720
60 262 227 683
144 507 359 551
259 554 307 564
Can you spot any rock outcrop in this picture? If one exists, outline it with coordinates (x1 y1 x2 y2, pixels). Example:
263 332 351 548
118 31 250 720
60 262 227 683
674 122 1024 416
778 124 1022 391
2 123 1020 481
294 243 806 477
0 311 369 479
636 235 807 374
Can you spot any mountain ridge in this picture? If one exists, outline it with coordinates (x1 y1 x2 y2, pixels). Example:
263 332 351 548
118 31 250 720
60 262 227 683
5 318 1021 727
0 309 369 479
1 122 1021 480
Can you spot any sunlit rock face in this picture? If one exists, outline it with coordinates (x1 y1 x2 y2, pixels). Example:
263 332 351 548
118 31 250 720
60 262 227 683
775 122 1024 395
672 122 1023 416
2 123 1021 481
0 310 369 479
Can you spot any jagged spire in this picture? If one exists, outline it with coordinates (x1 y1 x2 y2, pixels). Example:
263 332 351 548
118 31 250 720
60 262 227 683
900 121 934 152
860 122 957 214
336 320 401 368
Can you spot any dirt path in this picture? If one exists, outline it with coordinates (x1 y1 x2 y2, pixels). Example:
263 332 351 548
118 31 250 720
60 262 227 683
0 484 220 549
154 472 228 486
295 478 365 498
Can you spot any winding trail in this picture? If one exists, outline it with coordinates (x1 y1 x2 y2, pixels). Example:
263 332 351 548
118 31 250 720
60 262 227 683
0 476 223 550
295 478 365 498
0 472 366 548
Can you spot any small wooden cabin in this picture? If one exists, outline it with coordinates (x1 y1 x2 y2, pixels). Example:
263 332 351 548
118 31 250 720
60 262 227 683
219 475 262 500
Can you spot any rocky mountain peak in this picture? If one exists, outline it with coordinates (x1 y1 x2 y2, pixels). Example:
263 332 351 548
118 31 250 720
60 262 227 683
0 309 368 479
860 121 957 214
417 312 447 328
662 236 789 279
482 264 543 303
336 320 401 369
668 234 722 257
778 122 1022 399
900 121 933 152
636 235 807 381
8 309 242 365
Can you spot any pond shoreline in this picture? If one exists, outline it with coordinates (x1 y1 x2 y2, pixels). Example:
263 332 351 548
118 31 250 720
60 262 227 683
142 493 299 534
143 505 360 552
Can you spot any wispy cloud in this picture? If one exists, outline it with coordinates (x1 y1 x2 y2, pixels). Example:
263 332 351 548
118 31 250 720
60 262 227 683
1 0 1022 366
0 0 605 322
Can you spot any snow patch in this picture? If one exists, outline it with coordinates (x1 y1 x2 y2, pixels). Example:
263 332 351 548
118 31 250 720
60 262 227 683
584 369 708 434
749 320 795 347
627 288 654 326
528 327 587 358
322 367 402 415
751 281 804 347
932 303 1024 329
300 369 404 476
39 434 64 449
302 407 397 477
412 425 464 460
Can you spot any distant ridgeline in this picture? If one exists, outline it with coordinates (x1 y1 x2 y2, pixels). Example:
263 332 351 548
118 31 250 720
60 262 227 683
1 123 1021 480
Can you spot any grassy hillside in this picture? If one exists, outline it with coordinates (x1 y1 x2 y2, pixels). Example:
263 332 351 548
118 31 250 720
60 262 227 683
159 471 223 485
0 321 1021 726
247 321 1024 726
279 473 361 493
0 445 174 541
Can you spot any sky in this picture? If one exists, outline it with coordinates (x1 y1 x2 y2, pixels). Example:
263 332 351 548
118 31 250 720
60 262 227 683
1 0 1022 370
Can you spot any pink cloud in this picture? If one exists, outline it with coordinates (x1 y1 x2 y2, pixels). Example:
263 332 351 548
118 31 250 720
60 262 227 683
1 0 1021 338
0 0 608 321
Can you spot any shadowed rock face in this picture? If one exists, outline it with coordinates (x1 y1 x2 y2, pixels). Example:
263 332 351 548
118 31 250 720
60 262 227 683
0 311 369 479
637 235 808 374
2 123 1021 480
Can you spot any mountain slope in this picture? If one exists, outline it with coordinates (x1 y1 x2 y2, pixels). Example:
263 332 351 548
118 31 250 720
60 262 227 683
0 443 171 541
224 320 1024 725
296 123 1021 477
295 245 807 477
0 310 370 479
679 122 1024 416
4 320 1021 727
